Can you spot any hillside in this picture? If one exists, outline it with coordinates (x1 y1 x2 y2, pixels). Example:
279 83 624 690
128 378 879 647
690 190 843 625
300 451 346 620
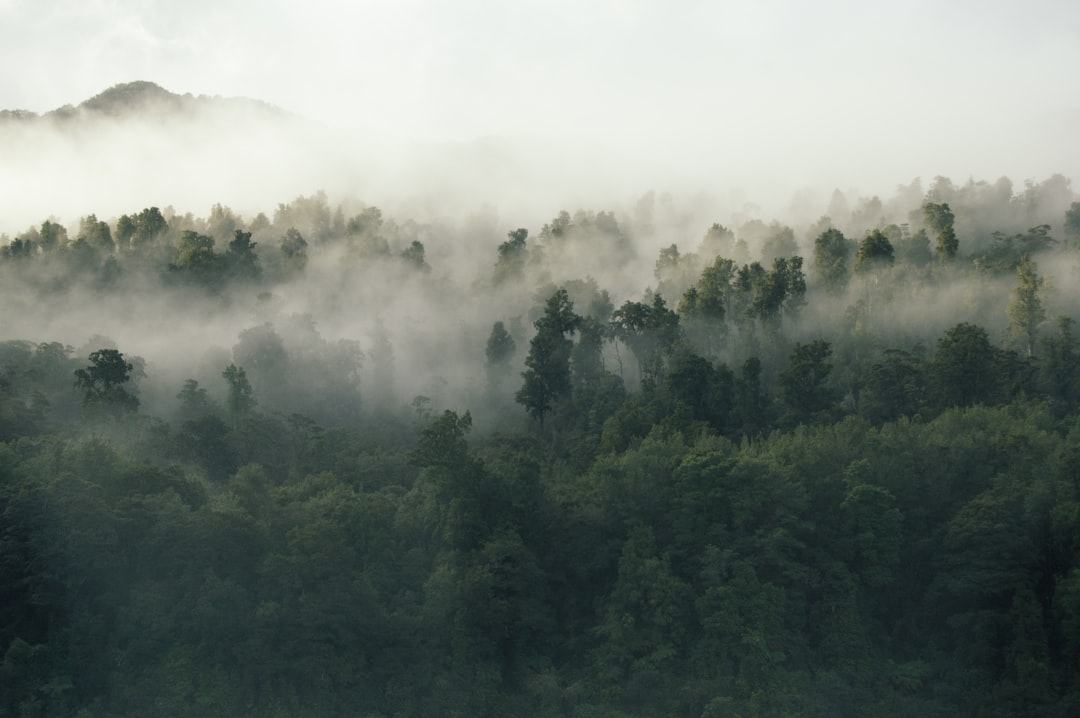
0 80 293 124
1 177 1080 716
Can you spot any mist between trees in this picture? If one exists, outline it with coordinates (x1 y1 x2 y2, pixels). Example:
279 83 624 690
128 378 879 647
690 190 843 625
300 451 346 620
2 174 1080 716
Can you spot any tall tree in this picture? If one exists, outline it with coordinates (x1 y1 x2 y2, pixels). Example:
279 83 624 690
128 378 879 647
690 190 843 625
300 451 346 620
1008 256 1046 357
279 227 308 274
929 323 998 408
854 230 895 273
814 227 850 293
680 257 736 356
859 349 926 423
1065 201 1080 249
732 356 770 436
611 294 681 388
1039 316 1080 413
494 229 528 285
226 229 260 280
485 321 516 394
400 240 429 271
517 289 580 428
222 364 255 425
698 222 734 260
73 349 138 414
78 214 113 252
779 339 835 424
923 201 958 262
131 207 169 249
172 230 219 281
749 256 805 334
485 321 516 369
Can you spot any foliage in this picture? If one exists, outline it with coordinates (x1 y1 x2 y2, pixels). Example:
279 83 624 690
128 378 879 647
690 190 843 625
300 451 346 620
1008 256 1045 357
495 228 528 284
611 294 681 388
813 227 850 293
924 201 958 261
517 289 580 428
4 179 1080 716
73 348 138 414
779 339 835 424
854 229 895 273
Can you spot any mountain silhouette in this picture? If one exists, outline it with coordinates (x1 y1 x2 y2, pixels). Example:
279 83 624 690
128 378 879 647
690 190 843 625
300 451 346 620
1 81 293 124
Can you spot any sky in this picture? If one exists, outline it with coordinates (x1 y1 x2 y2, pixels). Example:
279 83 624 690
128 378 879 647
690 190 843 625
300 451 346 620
1 0 1078 214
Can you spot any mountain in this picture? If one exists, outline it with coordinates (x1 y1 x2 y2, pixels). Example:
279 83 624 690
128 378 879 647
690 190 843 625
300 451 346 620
0 81 341 234
0 81 667 237
0 81 296 125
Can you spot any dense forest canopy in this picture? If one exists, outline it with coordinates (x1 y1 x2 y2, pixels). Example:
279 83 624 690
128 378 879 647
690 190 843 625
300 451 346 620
2 172 1080 717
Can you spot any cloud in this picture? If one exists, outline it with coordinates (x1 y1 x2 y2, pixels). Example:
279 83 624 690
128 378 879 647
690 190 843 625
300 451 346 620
0 0 1077 209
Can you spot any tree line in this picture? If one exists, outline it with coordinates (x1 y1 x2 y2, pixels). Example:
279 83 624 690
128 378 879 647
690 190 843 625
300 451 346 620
2 177 1080 716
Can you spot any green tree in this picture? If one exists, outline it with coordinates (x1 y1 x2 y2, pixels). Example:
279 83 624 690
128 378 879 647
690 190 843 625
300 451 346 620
679 257 735 357
484 321 516 394
693 553 786 691
749 256 805 335
813 227 850 293
226 229 260 281
485 321 516 369
0 236 34 260
924 201 958 262
38 220 68 253
761 222 798 264
176 379 217 421
937 224 959 262
115 213 136 250
779 339 835 424
1039 316 1080 413
730 262 766 336
131 206 169 248
1065 201 1080 249
595 526 690 684
839 476 903 589
279 227 308 274
854 229 895 273
698 222 734 260
410 408 473 471
222 364 255 424
73 349 138 414
611 294 681 388
517 289 580 428
566 314 599 381
346 206 383 236
859 348 926 423
897 227 933 266
732 357 770 436
172 230 220 282
667 351 734 433
78 214 113 252
401 240 429 271
494 229 528 284
1008 256 1045 357
929 323 998 408
978 225 1056 272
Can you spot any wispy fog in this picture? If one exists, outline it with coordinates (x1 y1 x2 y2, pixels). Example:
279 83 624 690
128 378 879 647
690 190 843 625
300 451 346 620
1 86 1076 428
2 1 1078 214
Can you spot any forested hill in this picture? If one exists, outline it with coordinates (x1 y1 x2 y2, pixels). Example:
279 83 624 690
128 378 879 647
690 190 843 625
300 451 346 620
2 177 1080 716
0 81 294 124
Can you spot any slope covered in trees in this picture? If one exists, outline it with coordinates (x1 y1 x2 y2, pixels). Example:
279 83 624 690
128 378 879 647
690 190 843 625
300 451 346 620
2 175 1080 716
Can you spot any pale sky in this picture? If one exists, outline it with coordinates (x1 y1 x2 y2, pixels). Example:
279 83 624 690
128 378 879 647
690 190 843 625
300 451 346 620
1 0 1078 204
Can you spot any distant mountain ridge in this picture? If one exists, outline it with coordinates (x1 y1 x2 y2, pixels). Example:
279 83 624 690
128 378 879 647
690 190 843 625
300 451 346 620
0 81 296 124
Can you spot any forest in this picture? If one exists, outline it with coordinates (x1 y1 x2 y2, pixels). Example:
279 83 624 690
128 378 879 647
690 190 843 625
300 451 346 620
2 173 1080 717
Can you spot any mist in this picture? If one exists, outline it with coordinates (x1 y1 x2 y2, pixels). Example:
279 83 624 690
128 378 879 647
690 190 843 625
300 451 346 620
2 85 1077 426
6 62 1080 716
